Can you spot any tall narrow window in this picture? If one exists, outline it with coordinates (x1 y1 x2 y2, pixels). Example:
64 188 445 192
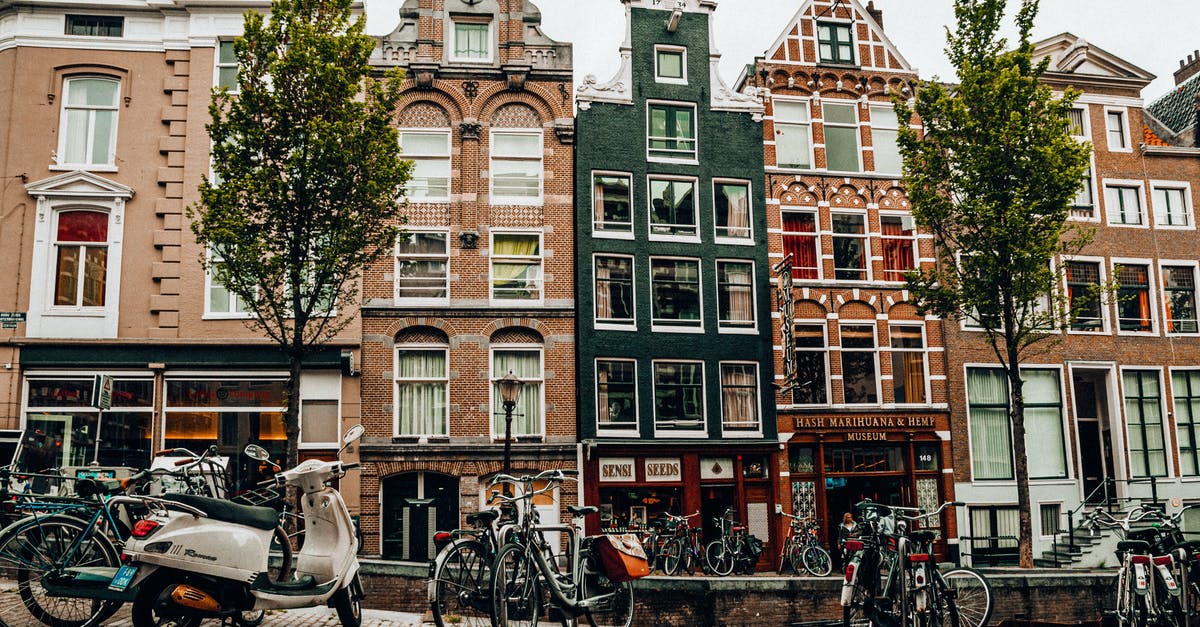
490 233 542 302
1173 370 1200 476
792 324 829 405
1164 265 1199 334
773 100 812 169
1106 185 1144 226
1124 370 1166 478
714 182 751 241
967 367 1066 480
870 105 902 174
597 360 637 431
648 178 698 238
206 249 253 317
1116 264 1152 332
823 102 860 173
720 363 759 433
889 324 927 404
491 131 542 203
832 213 868 281
492 349 543 437
60 77 120 167
782 211 819 279
840 324 878 404
1067 108 1087 137
653 361 704 431
1066 261 1103 331
395 231 449 302
594 255 634 326
1106 110 1128 150
53 210 108 307
716 261 755 330
1153 186 1192 227
651 258 701 328
395 348 448 437
452 22 490 61
401 131 451 201
816 22 854 64
1072 167 1096 220
593 174 632 234
881 215 916 281
647 103 697 161
215 41 239 92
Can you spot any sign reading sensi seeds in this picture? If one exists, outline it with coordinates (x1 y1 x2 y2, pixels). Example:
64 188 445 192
644 458 681 482
599 457 636 482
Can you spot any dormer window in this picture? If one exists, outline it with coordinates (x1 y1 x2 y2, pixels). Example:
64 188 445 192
655 45 686 84
817 21 854 65
66 15 123 38
452 20 491 63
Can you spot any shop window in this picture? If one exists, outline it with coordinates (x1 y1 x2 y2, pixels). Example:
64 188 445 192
870 105 902 174
782 211 820 280
59 77 120 168
491 348 543 438
395 230 449 303
880 215 916 281
1164 265 1199 334
647 102 696 161
1124 369 1167 478
832 213 868 280
599 485 684 533
816 21 854 64
1066 260 1104 331
714 181 752 241
792 324 829 405
1116 263 1153 333
651 257 701 329
53 210 109 308
789 447 815 474
400 131 451 201
593 173 632 234
490 232 542 303
966 367 1066 480
773 99 812 169
594 255 634 327
395 347 448 438
824 446 904 474
649 177 698 239
716 261 755 330
840 324 878 404
20 377 152 477
719 362 759 433
1174 370 1200 476
823 102 860 173
596 359 637 432
742 456 769 479
889 324 927 404
653 361 704 431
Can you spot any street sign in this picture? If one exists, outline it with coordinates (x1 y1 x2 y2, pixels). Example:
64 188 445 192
0 312 25 329
93 375 114 410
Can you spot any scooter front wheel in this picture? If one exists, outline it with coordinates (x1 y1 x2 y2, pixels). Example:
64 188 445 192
131 576 203 627
332 579 362 627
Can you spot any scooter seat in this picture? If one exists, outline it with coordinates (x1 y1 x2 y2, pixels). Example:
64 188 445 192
163 493 280 531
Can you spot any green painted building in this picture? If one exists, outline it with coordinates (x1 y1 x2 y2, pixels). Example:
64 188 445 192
574 0 778 547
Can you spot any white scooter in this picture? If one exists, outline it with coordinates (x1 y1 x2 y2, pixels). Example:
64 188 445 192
116 425 365 627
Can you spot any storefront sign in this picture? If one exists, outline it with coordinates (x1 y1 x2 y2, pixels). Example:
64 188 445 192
845 432 889 441
644 458 681 482
700 457 734 480
598 457 636 482
793 415 938 430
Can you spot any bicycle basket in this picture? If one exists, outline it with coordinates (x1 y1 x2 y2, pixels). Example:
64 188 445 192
596 533 650 582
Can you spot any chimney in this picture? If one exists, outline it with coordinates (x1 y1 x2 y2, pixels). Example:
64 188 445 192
865 0 883 29
1175 49 1200 86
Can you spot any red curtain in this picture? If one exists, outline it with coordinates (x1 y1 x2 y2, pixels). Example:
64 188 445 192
783 212 818 279
881 218 913 281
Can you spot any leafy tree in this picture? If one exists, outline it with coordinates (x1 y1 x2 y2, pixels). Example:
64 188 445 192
191 0 411 470
896 0 1092 567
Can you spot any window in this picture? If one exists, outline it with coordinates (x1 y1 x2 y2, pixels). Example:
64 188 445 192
1067 107 1087 137
653 361 704 431
817 22 854 64
596 360 637 431
890 324 927 404
720 363 760 433
1106 109 1128 150
714 181 752 241
1071 166 1096 220
1173 370 1200 476
594 255 634 326
1040 504 1062 536
871 105 902 174
59 77 120 167
840 324 878 404
401 131 451 201
490 131 542 203
206 249 253 317
593 173 632 234
648 177 698 238
490 232 542 302
492 349 543 438
395 347 448 437
395 230 449 302
1106 184 1144 226
66 15 123 37
651 258 701 329
1116 264 1153 333
823 103 860 172
1152 185 1192 228
647 103 696 161
967 367 1067 480
881 215 916 281
53 210 108 308
1066 261 1103 331
716 261 755 330
21 377 152 475
1164 265 1199 334
655 46 686 83
1124 370 1166 478
782 211 820 279
773 100 812 169
832 213 868 281
215 40 239 92
452 21 490 61
792 324 829 405
300 399 339 446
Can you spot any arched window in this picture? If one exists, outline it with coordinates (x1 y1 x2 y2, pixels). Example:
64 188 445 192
59 77 120 167
398 103 451 202
395 328 450 437
490 328 544 438
53 210 109 307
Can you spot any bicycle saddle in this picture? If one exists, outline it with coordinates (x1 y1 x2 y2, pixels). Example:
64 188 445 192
162 493 280 531
568 505 598 517
466 509 500 526
1169 540 1200 554
1116 539 1152 553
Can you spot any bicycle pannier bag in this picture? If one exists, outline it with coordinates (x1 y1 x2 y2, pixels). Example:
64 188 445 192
746 534 764 558
596 533 650 582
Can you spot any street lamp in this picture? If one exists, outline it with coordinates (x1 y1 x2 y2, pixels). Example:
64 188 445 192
497 370 523 477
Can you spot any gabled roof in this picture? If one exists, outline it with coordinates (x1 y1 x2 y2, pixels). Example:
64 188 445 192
1146 75 1200 135
762 0 913 73
25 170 134 199
1031 32 1155 90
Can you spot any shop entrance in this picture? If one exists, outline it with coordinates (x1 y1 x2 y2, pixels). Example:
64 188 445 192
701 484 737 543
825 475 906 543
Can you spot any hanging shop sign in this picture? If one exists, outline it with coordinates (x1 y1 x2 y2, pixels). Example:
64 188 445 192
700 457 734 480
599 457 636 482
643 458 681 482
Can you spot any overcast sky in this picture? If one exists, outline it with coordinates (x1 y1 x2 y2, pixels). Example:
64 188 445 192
364 0 1199 101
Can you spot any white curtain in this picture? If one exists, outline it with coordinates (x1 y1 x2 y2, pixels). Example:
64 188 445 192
595 262 612 319
968 368 1012 479
1023 369 1066 478
726 265 753 323
396 350 447 436
721 364 757 429
494 351 541 436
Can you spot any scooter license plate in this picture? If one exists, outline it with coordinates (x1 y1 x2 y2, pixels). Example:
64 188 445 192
108 565 138 592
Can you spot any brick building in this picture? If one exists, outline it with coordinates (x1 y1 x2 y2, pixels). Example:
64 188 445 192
947 34 1200 566
0 1 356 490
745 0 956 559
358 0 576 561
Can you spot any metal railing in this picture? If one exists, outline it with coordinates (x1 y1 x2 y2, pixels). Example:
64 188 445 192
956 535 1019 567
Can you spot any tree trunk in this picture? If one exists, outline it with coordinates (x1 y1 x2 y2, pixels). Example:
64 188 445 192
1007 356 1034 568
284 354 303 472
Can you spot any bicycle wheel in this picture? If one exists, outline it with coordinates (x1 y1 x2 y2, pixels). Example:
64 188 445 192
802 545 833 576
431 539 494 627
940 568 992 627
660 538 684 576
841 582 870 627
641 534 658 573
705 540 735 576
580 571 634 627
0 514 122 627
493 543 543 627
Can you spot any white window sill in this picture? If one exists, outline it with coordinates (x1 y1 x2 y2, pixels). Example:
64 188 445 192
393 298 450 307
405 197 451 204
44 308 107 317
722 429 764 438
51 164 117 173
655 77 688 85
592 230 635 240
490 198 544 207
595 322 637 332
203 313 255 320
650 325 705 334
714 237 755 246
652 428 708 438
648 233 701 243
718 326 759 335
1154 224 1195 231
298 442 340 450
596 428 640 438
646 156 699 165
489 299 546 308
449 56 495 65
1106 222 1150 229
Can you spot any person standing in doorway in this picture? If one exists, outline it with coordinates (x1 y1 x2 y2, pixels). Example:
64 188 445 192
836 512 859 570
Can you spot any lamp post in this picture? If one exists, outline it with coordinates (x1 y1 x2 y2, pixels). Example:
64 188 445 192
497 370 523 478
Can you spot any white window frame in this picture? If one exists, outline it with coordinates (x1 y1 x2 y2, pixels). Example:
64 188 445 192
1104 106 1132 153
449 19 493 64
1170 367 1200 478
298 371 341 449
649 255 704 333
789 320 831 407
204 248 254 319
393 344 450 439
654 44 687 84
1160 260 1200 336
780 207 822 281
1150 181 1194 230
56 76 120 171
831 210 871 282
593 253 636 331
1119 366 1172 479
815 19 855 65
771 96 814 170
214 39 239 94
591 170 634 239
715 258 757 334
647 175 701 243
879 211 917 283
821 100 862 174
651 359 707 438
888 322 930 407
1064 255 1110 335
712 178 753 244
1112 257 1158 337
869 103 902 175
645 100 698 164
963 363 1071 483
489 129 544 206
719 361 762 437
1068 105 1091 140
489 230 544 306
400 129 452 203
839 322 881 406
394 229 450 306
595 358 639 437
1103 179 1148 228
489 345 545 439
1070 160 1101 223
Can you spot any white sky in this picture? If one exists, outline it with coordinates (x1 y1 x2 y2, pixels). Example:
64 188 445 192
364 0 1200 101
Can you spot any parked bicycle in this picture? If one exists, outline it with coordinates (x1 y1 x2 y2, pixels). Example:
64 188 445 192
428 498 517 627
704 507 762 576
778 512 832 576
656 512 704 576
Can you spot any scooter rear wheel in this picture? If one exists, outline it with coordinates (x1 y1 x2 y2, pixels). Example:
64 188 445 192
130 577 203 627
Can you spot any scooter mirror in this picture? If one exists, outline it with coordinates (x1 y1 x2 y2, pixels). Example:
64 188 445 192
244 444 271 461
343 424 365 444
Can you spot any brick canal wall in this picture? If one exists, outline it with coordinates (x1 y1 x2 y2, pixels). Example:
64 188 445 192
359 560 1113 626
